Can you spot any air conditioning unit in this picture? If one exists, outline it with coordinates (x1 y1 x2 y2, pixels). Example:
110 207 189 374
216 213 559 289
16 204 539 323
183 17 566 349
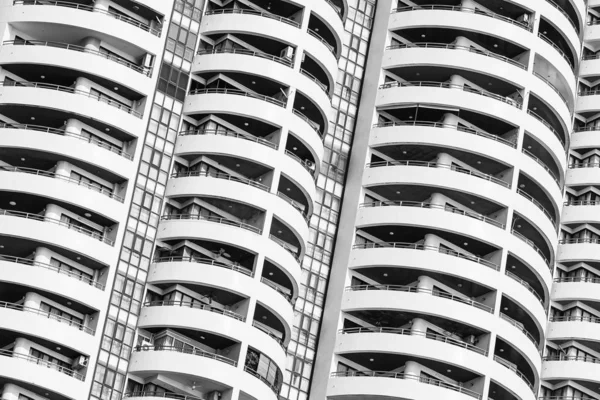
280 46 294 60
207 391 223 400
72 355 88 370
465 335 476 344
517 13 529 23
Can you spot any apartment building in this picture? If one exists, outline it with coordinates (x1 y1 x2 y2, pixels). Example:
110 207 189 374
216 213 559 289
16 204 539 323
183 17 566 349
310 0 600 399
0 0 345 399
0 0 598 399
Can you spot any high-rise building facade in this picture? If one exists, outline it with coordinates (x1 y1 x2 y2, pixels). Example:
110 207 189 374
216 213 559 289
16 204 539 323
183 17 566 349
310 0 593 399
3 0 600 399
0 0 345 398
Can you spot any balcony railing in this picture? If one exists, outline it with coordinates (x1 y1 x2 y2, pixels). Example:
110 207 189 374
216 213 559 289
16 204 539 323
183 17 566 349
179 127 278 149
123 392 202 400
339 327 488 355
292 109 322 134
0 254 104 289
325 0 343 18
386 42 526 69
330 370 481 399
543 355 600 364
532 71 569 109
500 312 538 346
0 165 124 202
538 32 574 69
133 344 237 366
2 39 151 75
373 120 517 148
352 241 499 270
559 237 600 245
346 284 494 313
12 0 161 36
554 276 600 284
521 149 561 189
505 270 544 304
152 256 253 276
245 366 280 394
0 348 85 380
307 29 336 55
252 320 286 349
197 47 293 67
0 209 114 245
261 277 293 302
188 88 286 107
526 109 566 149
284 149 316 174
367 160 511 188
516 188 556 227
359 200 505 228
511 230 551 269
160 213 262 235
0 122 133 159
545 0 579 33
0 301 94 334
493 355 534 391
300 68 329 93
0 80 142 118
380 80 522 109
392 5 531 31
269 234 301 262
564 200 600 206
171 170 270 191
143 300 245 321
550 315 600 323
277 191 310 221
205 8 300 28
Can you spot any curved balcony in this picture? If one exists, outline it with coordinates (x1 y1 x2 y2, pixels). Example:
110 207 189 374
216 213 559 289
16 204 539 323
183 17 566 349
167 173 309 242
526 109 568 154
521 149 561 190
13 0 161 36
537 33 575 74
0 39 151 94
346 284 494 313
380 81 522 109
0 166 123 202
558 238 600 262
0 81 141 117
371 120 517 149
561 200 600 224
0 82 143 136
329 370 482 400
173 134 316 206
352 242 499 270
511 230 553 273
10 0 163 55
532 71 571 112
384 43 527 81
542 356 600 384
183 89 324 157
156 216 301 286
0 209 113 245
515 188 558 233
160 214 262 235
0 303 95 358
499 313 539 348
552 276 600 303
0 300 94 334
194 48 332 109
339 327 487 356
359 200 505 229
147 261 294 336
547 316 600 344
0 122 133 161
0 349 84 378
566 162 600 188
129 346 277 400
